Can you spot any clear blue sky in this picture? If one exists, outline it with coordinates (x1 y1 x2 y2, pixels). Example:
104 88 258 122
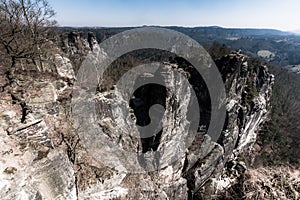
49 0 300 31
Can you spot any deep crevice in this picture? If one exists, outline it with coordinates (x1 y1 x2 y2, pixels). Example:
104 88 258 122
130 83 166 153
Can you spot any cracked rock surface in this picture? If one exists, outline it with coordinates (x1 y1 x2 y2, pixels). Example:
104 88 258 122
0 33 273 199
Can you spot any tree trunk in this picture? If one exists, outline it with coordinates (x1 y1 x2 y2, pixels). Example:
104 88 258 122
6 56 16 84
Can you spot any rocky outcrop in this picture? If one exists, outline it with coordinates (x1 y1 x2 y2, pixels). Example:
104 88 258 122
0 32 273 199
0 75 76 199
53 54 76 80
196 53 274 198
70 35 273 198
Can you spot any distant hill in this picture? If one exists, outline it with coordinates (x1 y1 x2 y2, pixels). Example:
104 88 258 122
57 26 300 68
58 25 292 37
170 26 292 37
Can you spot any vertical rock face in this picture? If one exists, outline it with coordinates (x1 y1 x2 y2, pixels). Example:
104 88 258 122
53 54 76 80
195 53 274 198
0 33 273 200
71 35 273 199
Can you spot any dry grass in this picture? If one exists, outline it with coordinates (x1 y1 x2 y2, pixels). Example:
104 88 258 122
197 165 300 200
242 166 300 200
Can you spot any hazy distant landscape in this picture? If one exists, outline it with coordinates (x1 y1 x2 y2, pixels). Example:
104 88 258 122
58 26 300 71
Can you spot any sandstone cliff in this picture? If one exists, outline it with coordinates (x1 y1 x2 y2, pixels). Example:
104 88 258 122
0 32 273 199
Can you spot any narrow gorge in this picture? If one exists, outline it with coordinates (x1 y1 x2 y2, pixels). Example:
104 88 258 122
0 31 274 199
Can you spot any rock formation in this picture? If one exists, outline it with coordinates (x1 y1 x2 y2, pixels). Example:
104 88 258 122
0 32 273 199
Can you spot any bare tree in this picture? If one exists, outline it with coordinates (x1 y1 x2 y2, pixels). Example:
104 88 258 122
0 0 56 75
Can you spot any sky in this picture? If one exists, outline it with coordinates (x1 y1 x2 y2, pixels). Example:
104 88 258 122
49 0 300 32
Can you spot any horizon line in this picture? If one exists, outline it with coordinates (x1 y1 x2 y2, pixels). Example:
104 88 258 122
55 24 296 32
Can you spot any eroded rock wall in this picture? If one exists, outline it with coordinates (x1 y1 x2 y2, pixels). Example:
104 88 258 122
0 33 273 199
